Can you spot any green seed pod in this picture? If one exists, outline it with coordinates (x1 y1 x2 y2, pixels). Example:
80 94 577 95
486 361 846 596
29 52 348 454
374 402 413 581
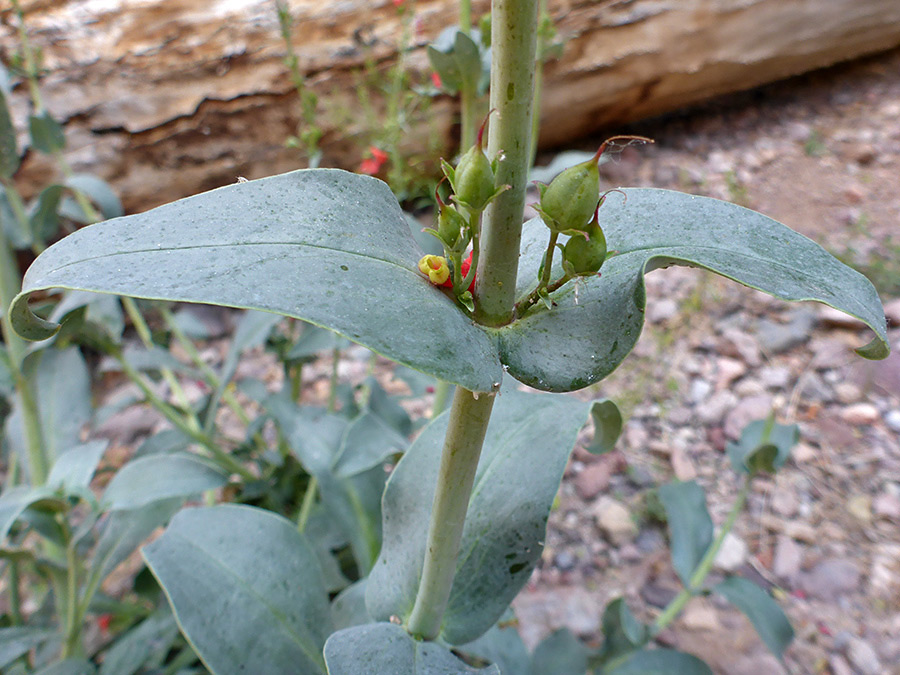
536 151 601 234
563 220 607 276
437 200 466 248
452 143 496 212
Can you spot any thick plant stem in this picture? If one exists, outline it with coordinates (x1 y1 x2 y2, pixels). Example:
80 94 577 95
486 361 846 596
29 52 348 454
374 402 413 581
406 389 495 639
405 0 538 641
473 0 539 326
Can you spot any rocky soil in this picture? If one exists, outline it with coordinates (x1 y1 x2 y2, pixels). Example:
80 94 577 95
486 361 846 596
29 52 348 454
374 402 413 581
90 46 900 675
512 47 900 674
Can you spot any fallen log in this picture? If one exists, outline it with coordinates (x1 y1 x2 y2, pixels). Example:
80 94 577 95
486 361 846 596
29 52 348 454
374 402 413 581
3 0 899 212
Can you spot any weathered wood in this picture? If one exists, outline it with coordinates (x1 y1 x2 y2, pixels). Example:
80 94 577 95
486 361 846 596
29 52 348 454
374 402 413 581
4 0 900 212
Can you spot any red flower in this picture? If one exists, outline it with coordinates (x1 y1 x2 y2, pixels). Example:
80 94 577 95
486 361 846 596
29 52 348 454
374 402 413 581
97 614 112 633
431 72 442 89
441 251 475 292
358 146 389 175
392 0 405 6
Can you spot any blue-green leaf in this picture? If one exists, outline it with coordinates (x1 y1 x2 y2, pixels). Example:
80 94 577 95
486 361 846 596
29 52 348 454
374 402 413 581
530 628 589 675
499 189 889 392
64 174 124 220
28 111 66 154
331 580 372 631
367 389 594 644
726 417 799 475
103 454 228 510
713 576 794 659
0 627 56 669
332 411 408 478
47 440 108 493
583 399 622 454
10 169 503 392
658 481 713 588
459 614 530 675
324 623 500 674
29 184 64 243
605 648 712 674
33 659 96 675
0 485 63 541
98 608 179 675
596 597 646 663
143 505 332 675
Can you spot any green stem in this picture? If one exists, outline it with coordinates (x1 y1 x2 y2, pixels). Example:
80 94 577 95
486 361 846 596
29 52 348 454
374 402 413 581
405 389 496 638
529 0 547 167
161 646 198 675
539 231 558 288
159 306 252 428
61 538 81 658
327 346 340 413
473 0 539 326
514 267 572 319
457 212 481 295
650 477 752 637
0 223 47 484
460 84 478 152
11 0 44 112
113 350 253 480
404 0 539 639
431 380 454 417
459 0 472 34
296 476 318 533
8 562 23 626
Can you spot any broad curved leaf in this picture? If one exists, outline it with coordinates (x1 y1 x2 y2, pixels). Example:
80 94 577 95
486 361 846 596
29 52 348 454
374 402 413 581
142 504 332 675
605 649 712 674
366 390 597 645
324 623 499 675
10 169 503 393
714 577 794 659
658 481 713 588
499 189 889 392
103 453 228 511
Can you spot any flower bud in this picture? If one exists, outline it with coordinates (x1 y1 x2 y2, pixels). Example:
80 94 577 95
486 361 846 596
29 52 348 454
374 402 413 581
449 144 495 212
563 221 607 276
536 150 601 234
436 194 466 248
418 254 451 285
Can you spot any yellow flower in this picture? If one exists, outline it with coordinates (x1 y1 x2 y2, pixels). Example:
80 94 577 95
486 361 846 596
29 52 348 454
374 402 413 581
417 254 451 285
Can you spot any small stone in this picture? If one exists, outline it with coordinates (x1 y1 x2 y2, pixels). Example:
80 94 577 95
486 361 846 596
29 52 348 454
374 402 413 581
724 394 774 439
681 600 720 631
671 445 697 481
635 528 665 554
841 403 879 426
574 457 615 500
593 497 637 545
873 492 900 520
690 378 713 403
770 489 799 518
553 550 576 571
791 442 816 463
756 310 815 354
799 558 860 600
641 582 679 609
828 655 853 675
697 390 738 425
797 372 834 403
647 298 678 324
846 494 872 524
883 298 900 326
818 305 865 329
716 357 746 390
833 382 862 403
759 366 791 389
719 328 762 367
773 535 804 581
713 533 748 572
845 637 883 675
725 653 783 675
885 409 900 433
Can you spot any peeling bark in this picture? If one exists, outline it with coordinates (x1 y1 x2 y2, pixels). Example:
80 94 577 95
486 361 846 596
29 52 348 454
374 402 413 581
3 0 899 212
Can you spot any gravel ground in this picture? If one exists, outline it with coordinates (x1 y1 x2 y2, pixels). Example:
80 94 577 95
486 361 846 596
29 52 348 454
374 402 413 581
91 47 900 675
513 47 900 675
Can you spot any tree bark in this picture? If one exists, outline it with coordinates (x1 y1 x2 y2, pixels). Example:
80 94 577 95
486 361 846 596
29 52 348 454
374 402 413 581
3 0 899 213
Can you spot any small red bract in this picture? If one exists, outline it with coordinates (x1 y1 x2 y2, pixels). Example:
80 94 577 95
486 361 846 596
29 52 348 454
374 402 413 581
97 614 112 633
431 72 442 89
441 251 475 292
358 146 389 175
